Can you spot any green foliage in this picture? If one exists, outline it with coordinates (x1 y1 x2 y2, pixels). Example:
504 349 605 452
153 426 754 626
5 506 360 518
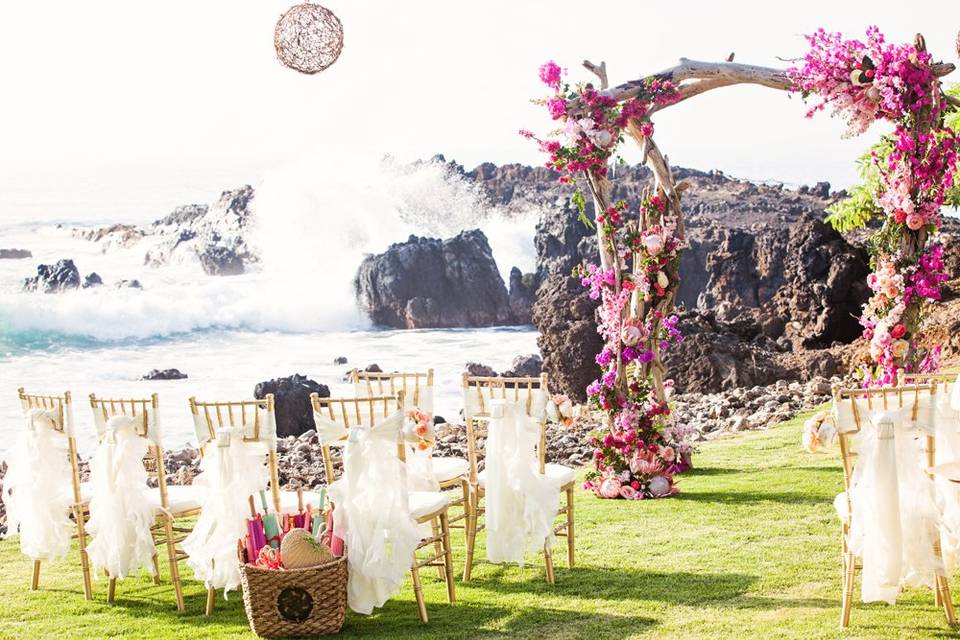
825 83 960 236
570 190 594 229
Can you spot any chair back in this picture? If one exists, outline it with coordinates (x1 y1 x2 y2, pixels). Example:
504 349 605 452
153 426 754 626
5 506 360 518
461 373 549 482
89 392 172 509
310 392 404 484
352 368 433 411
832 383 939 502
17 387 83 506
900 371 957 389
188 395 279 511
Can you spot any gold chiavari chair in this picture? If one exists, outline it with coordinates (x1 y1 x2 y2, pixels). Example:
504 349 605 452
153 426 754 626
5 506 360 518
311 392 456 624
461 373 575 584
88 392 201 611
351 368 470 540
16 388 92 600
900 371 958 388
833 383 956 627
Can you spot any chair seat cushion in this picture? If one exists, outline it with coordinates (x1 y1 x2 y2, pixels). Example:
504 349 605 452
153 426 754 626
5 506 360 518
409 491 450 519
80 482 201 514
834 491 850 521
432 456 469 483
477 462 576 489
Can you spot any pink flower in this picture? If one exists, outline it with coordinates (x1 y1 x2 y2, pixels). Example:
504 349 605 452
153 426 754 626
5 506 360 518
619 485 639 500
906 213 925 230
598 477 621 499
661 446 676 463
546 98 566 120
641 233 664 256
648 475 672 498
538 61 562 89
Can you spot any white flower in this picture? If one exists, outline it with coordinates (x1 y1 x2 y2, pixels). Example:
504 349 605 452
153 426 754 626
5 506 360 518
656 271 669 288
577 117 596 131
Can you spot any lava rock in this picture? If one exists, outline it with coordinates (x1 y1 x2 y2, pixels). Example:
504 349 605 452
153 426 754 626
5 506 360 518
0 249 31 259
354 229 518 328
254 374 331 438
502 353 543 378
365 364 382 373
141 368 188 380
333 356 348 365
82 272 104 288
115 279 143 289
22 259 81 293
464 362 497 377
507 267 536 325
197 245 244 276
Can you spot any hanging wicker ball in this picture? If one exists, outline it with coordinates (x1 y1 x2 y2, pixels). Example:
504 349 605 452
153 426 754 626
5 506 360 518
274 3 343 74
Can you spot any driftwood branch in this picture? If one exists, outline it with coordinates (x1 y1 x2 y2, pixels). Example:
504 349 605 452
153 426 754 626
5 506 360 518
582 59 609 90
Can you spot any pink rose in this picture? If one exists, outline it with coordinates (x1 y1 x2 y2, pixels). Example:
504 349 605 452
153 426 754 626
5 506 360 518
906 214 925 231
641 234 664 256
621 325 643 347
598 477 622 499
619 485 639 500
661 446 676 463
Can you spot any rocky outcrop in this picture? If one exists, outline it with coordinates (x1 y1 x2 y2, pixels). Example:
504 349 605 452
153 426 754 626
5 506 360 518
74 186 258 276
507 267 536 325
145 186 257 275
82 273 103 288
22 259 81 293
254 374 331 438
0 249 31 259
354 229 518 328
141 368 188 380
501 354 543 378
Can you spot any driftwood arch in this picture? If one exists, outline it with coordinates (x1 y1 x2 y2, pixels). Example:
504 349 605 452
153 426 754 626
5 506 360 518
570 36 957 417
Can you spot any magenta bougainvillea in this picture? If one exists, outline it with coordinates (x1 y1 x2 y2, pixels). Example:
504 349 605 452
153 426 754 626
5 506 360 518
790 27 957 384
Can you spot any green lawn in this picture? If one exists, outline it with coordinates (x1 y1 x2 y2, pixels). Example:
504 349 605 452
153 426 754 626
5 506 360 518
2 409 957 639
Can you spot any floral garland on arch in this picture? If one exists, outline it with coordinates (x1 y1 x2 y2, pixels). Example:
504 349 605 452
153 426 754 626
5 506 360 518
524 62 693 500
790 27 958 384
525 28 956 499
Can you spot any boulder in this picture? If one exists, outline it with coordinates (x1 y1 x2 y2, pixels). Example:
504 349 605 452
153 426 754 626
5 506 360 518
82 273 104 288
502 354 542 378
333 356 348 365
0 249 31 259
22 259 81 293
354 229 517 328
464 362 497 377
115 279 143 289
254 374 331 438
141 368 188 381
365 364 382 373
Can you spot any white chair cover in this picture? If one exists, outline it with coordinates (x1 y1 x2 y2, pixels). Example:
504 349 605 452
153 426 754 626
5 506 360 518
93 405 162 445
182 423 270 595
847 408 942 604
191 405 277 449
934 388 960 570
1 409 75 562
314 410 420 615
85 415 157 579
484 399 561 566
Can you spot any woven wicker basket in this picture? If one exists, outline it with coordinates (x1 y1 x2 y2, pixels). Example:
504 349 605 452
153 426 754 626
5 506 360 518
239 555 347 637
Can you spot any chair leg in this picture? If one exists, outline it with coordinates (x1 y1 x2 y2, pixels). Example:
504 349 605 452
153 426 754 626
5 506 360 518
108 577 117 604
75 505 93 600
31 560 41 591
440 510 456 604
152 553 162 585
410 561 428 623
462 485 477 582
565 485 575 568
162 514 185 612
544 540 555 585
206 587 217 616
840 552 855 628
430 518 445 580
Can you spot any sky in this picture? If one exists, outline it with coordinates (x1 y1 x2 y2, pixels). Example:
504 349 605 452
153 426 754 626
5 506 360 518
0 0 958 222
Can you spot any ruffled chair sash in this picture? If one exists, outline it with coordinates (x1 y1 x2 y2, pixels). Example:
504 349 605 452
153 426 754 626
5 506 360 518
85 415 157 579
2 409 75 562
182 423 269 595
314 410 421 615
848 408 942 604
484 399 561 566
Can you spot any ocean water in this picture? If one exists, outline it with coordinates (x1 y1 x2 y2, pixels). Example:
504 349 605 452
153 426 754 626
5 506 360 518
0 158 542 454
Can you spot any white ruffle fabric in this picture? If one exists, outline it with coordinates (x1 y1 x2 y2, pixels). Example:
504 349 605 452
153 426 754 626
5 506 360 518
1 409 75 562
85 415 157 579
847 408 942 604
484 399 560 566
314 410 420 615
182 424 269 595
934 387 960 571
